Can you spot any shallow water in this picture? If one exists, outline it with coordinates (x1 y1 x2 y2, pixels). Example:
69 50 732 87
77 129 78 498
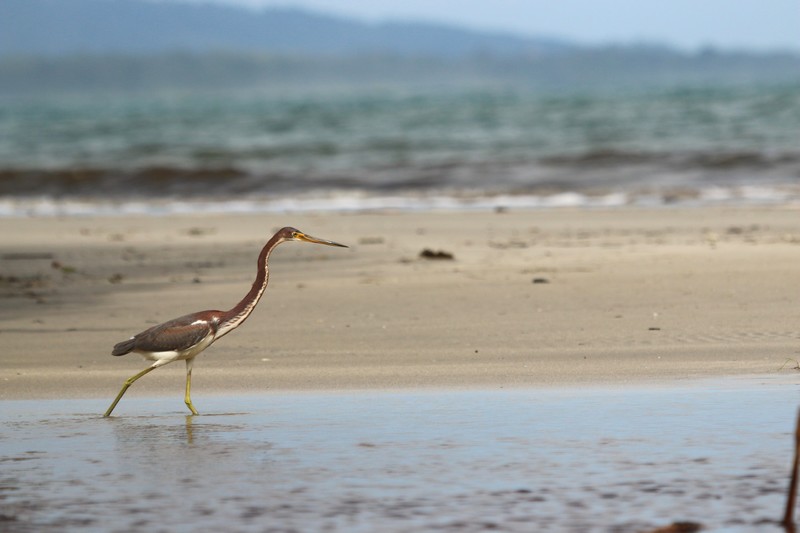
2 377 799 532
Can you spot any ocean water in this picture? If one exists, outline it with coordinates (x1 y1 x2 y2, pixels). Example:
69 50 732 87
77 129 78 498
1 84 799 214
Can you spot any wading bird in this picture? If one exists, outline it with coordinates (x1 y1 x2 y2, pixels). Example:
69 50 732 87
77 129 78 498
103 227 347 417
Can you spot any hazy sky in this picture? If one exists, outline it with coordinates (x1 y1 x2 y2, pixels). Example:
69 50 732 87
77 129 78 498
184 0 800 51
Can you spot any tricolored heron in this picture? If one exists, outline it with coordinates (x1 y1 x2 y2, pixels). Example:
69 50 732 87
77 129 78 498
103 227 347 417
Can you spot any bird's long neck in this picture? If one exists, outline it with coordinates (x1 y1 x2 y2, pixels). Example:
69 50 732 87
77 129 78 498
217 233 283 337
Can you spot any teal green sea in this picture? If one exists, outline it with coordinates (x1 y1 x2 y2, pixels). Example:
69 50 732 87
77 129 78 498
1 84 798 211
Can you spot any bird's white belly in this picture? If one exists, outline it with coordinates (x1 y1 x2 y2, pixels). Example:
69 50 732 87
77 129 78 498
135 334 216 364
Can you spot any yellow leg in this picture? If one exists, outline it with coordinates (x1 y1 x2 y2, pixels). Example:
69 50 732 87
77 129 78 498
184 359 199 416
103 365 158 417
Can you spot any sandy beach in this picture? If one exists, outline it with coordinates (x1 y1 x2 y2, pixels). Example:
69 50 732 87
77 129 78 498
4 205 800 532
2 206 799 400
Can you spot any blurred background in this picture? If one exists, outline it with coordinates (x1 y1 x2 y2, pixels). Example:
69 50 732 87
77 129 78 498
1 0 799 215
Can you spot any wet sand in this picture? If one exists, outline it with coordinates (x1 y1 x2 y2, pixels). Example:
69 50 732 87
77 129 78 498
2 206 800 530
2 376 798 532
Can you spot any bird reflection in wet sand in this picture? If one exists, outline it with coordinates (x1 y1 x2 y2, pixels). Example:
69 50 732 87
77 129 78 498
185 415 194 444
103 227 348 417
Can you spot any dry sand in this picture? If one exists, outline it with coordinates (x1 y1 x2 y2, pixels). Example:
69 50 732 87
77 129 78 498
1 206 799 400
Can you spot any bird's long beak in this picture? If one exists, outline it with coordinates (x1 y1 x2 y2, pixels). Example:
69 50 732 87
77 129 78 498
294 232 348 248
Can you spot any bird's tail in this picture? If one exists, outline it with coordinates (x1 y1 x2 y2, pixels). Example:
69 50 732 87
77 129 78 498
111 338 136 356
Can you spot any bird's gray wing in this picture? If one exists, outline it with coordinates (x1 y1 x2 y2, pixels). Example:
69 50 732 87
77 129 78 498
124 314 216 354
133 322 212 353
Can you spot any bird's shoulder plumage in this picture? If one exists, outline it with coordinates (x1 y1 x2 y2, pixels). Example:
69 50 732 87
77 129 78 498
112 311 222 356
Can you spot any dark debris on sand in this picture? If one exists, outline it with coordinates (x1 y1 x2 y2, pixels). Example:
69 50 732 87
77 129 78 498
419 249 454 260
645 521 703 533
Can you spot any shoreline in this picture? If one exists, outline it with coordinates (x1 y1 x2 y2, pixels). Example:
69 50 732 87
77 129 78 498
1 185 800 217
2 206 799 400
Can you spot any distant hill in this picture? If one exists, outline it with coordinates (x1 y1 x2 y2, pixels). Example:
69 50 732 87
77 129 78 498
1 0 798 94
0 0 570 57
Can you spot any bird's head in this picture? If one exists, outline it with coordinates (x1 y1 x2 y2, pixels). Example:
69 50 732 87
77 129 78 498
280 227 348 248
